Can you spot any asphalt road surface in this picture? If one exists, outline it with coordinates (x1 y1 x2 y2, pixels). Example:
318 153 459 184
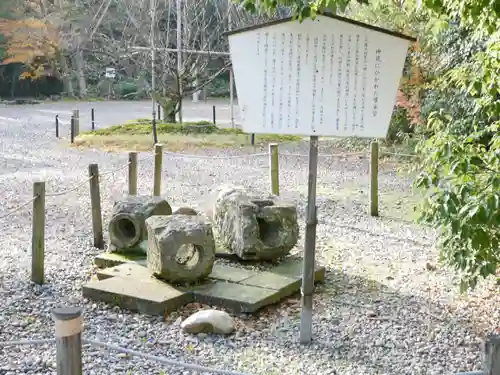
0 98 240 135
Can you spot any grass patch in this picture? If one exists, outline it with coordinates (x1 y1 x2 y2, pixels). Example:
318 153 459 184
74 119 303 151
58 96 105 102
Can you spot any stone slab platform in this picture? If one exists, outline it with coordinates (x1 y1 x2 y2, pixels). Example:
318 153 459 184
86 254 325 315
83 277 192 315
94 251 147 269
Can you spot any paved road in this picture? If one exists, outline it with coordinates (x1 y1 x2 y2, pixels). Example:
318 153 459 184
0 99 241 136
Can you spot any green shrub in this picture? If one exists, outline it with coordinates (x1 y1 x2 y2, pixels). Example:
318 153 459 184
207 75 230 98
387 106 414 143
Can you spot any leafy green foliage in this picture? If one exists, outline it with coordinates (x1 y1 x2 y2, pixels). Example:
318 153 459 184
387 106 413 143
419 23 490 137
413 12 499 289
415 114 499 290
238 0 500 290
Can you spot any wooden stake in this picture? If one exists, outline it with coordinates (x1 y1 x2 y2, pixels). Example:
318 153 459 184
152 112 158 144
153 144 163 196
484 335 500 375
370 140 379 217
32 181 46 285
70 116 75 144
128 152 138 195
53 307 83 375
269 143 280 196
72 110 80 137
88 164 104 249
300 135 319 344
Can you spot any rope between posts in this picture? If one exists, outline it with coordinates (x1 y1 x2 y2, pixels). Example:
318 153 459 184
0 338 54 347
44 161 130 196
45 176 93 197
280 151 367 158
0 194 38 220
0 338 251 374
99 161 131 177
163 151 268 160
139 150 159 163
84 339 252 375
382 151 418 157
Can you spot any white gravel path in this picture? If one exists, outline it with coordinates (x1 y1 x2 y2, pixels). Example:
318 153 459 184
0 104 498 375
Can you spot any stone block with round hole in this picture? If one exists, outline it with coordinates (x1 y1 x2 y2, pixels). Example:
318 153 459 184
145 215 215 284
210 184 299 261
108 196 172 253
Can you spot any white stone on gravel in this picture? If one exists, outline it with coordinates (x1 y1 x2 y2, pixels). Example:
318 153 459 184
0 101 496 375
181 309 235 335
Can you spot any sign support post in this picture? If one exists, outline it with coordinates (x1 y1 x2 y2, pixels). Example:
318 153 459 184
225 13 416 345
300 135 319 344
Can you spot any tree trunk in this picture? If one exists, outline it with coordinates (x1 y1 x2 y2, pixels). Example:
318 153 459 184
58 53 74 97
74 43 87 98
166 109 176 123
177 78 183 124
10 64 18 99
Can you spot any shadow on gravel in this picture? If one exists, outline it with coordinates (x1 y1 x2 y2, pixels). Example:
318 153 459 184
235 268 484 375
332 223 430 247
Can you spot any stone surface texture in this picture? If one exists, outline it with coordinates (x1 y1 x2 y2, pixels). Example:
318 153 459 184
210 184 299 260
108 195 172 252
171 206 198 216
87 256 326 314
180 309 235 335
145 215 215 283
82 277 191 315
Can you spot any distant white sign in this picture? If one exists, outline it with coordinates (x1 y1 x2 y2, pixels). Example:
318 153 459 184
105 67 116 79
227 15 414 138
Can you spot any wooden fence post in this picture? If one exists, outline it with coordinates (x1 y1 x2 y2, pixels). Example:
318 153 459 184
153 144 163 196
70 116 75 144
32 181 46 284
88 164 104 249
91 108 95 130
56 115 59 138
484 335 500 375
52 307 83 375
72 110 80 137
212 106 216 125
128 152 138 195
269 143 280 196
370 140 379 217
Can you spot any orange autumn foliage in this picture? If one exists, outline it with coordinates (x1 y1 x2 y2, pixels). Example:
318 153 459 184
395 39 424 126
0 17 58 78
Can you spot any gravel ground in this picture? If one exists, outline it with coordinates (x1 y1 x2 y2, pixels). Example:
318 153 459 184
1 103 499 375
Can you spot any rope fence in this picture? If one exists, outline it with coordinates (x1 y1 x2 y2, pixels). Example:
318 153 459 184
0 139 450 375
0 138 416 286
1 127 419 373
0 195 38 220
0 304 495 375
0 306 252 375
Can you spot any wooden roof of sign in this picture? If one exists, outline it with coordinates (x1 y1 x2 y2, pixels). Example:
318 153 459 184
224 12 417 42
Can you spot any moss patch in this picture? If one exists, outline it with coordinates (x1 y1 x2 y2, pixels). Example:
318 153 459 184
74 120 303 151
